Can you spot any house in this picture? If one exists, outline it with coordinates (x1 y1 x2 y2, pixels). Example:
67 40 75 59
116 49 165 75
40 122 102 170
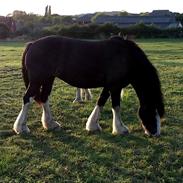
80 10 182 29
76 13 95 24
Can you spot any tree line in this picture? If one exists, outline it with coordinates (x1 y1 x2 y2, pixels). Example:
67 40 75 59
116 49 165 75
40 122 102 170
0 12 183 39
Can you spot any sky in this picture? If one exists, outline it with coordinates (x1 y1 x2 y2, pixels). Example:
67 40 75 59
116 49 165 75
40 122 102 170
0 0 182 16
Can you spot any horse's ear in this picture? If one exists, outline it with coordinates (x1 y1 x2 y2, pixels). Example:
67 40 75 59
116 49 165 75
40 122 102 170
123 34 128 40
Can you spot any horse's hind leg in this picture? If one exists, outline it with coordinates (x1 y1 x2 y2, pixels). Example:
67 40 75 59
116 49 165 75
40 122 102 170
13 83 40 134
110 88 129 135
73 88 92 103
86 87 110 132
73 88 82 103
40 78 61 131
83 89 92 101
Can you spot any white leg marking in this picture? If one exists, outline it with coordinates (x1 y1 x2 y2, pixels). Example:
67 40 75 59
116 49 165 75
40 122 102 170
41 100 61 131
73 88 82 103
121 89 124 99
86 105 102 132
142 112 161 137
84 89 92 101
13 103 31 134
142 123 149 136
112 106 129 135
155 113 161 136
81 89 85 100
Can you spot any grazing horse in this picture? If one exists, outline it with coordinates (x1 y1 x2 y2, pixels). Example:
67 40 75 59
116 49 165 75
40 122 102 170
13 35 164 136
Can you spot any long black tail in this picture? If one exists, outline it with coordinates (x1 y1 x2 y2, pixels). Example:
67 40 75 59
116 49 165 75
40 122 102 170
22 42 32 89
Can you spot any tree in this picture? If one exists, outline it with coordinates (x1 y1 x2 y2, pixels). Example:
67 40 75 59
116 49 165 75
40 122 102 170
48 6 51 16
175 13 183 26
61 16 74 24
119 11 129 16
13 10 26 19
0 23 10 38
45 5 48 16
91 12 105 23
45 5 51 16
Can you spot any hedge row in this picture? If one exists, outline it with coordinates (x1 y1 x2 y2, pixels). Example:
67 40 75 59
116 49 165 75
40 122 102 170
14 23 183 39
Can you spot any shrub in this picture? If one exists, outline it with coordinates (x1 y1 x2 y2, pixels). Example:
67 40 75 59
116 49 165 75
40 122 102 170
0 23 10 39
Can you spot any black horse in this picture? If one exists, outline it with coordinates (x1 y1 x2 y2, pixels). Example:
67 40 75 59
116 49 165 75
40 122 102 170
13 35 164 136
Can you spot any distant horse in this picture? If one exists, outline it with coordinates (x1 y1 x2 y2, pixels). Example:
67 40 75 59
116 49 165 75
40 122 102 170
13 35 164 136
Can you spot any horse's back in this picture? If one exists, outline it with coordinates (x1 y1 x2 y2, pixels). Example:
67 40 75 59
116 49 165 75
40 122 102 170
24 36 132 88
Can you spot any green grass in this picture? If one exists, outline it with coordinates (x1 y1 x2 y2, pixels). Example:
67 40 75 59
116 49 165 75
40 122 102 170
0 39 183 183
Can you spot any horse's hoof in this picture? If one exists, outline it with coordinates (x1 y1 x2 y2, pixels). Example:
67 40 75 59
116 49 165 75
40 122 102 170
86 128 102 135
43 121 62 132
51 125 62 131
73 99 83 103
112 130 129 136
86 123 102 132
144 131 160 137
13 125 30 135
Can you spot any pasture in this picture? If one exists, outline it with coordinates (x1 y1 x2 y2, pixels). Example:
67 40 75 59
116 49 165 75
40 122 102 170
0 39 183 182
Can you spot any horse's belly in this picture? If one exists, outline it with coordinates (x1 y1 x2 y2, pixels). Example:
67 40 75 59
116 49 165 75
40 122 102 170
56 71 105 88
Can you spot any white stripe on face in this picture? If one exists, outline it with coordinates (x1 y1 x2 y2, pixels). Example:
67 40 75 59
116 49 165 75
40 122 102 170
142 112 161 137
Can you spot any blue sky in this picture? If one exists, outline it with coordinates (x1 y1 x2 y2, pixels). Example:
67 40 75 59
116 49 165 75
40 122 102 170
0 0 182 16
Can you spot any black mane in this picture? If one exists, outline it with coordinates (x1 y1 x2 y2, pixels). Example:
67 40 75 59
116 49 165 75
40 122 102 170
126 40 164 117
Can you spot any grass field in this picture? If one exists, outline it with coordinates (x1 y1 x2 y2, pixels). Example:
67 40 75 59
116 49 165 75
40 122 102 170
0 39 183 183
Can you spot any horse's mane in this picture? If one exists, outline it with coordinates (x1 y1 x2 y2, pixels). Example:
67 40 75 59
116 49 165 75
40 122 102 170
126 40 165 117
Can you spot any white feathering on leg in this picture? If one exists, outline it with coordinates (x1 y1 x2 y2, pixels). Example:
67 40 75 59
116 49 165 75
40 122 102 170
84 89 92 101
86 105 102 132
73 88 82 103
41 100 61 130
13 102 31 134
112 106 129 135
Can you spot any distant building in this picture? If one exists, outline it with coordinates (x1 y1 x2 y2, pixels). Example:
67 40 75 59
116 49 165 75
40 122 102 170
78 10 182 29
76 13 95 24
0 16 16 32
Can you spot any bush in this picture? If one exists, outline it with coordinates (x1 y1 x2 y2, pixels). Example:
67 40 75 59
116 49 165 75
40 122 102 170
0 23 10 39
14 21 183 39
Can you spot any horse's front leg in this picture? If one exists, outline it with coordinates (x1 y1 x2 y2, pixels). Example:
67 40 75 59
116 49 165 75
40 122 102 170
86 88 109 132
13 102 31 134
40 79 61 131
110 89 129 135
13 84 38 134
41 100 61 131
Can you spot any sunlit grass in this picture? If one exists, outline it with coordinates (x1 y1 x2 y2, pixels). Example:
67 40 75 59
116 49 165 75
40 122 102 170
0 39 183 182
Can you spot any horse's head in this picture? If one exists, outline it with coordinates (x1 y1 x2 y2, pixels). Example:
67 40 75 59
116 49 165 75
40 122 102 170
138 106 163 136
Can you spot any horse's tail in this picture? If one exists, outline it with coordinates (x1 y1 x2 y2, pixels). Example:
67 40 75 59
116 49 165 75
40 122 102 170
22 42 32 88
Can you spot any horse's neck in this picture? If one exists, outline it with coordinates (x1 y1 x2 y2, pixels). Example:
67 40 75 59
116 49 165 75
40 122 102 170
131 80 154 107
